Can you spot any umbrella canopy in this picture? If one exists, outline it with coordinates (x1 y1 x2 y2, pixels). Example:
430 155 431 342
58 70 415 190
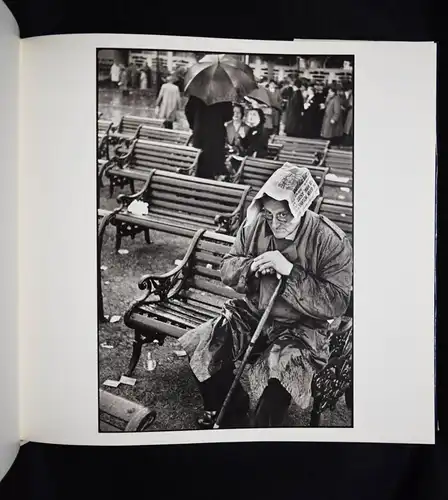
184 54 257 106
246 85 282 110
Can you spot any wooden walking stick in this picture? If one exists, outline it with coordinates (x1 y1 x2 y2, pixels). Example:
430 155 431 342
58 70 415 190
213 275 285 429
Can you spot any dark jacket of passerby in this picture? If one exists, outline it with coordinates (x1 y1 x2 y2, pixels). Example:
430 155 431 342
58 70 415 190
185 96 233 179
284 88 304 137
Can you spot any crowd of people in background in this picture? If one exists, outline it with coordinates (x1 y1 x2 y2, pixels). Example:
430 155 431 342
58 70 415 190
108 61 353 181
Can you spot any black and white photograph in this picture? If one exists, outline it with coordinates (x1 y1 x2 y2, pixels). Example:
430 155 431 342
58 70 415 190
97 48 354 432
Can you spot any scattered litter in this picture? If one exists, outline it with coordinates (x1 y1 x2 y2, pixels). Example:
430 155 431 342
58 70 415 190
152 339 159 344
338 195 346 200
100 265 108 271
174 350 187 357
104 281 110 285
118 249 129 255
206 264 213 269
104 315 110 321
119 375 137 386
100 342 114 349
128 200 149 216
103 379 120 388
109 315 121 323
174 259 182 266
146 352 157 371
340 187 351 193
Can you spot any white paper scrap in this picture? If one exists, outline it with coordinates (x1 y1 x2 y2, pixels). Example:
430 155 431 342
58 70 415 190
103 379 120 388
119 375 137 386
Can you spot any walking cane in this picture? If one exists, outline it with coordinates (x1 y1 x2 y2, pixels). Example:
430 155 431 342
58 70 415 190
213 274 285 429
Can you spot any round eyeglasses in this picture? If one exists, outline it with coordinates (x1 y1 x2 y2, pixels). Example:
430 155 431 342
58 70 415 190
262 210 292 223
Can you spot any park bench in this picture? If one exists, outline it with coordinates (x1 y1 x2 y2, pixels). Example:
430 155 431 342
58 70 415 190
136 125 191 146
99 389 156 432
122 228 353 427
113 125 192 157
319 148 353 204
232 156 329 207
98 119 114 160
102 139 202 197
99 167 251 252
271 136 330 166
320 147 353 178
316 198 353 237
110 114 164 142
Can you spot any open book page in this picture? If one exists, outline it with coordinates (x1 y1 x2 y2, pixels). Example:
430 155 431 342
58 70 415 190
0 0 20 482
19 34 436 446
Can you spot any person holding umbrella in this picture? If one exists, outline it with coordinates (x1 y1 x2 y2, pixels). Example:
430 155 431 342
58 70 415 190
178 164 353 429
183 54 257 179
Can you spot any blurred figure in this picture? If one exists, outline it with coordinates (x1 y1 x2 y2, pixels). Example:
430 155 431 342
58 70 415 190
110 61 120 89
267 79 282 135
320 83 344 146
301 84 321 139
129 62 139 89
185 95 233 179
343 85 353 146
140 67 148 91
284 78 304 138
118 64 129 96
154 74 182 129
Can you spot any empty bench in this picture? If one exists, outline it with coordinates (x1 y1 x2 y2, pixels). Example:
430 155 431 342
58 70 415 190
316 198 352 238
233 156 329 207
102 139 202 197
99 167 251 251
123 228 353 427
99 389 156 432
110 115 164 142
271 136 330 166
320 147 353 204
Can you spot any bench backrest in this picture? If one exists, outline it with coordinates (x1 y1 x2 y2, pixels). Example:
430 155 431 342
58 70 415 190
143 170 250 230
129 139 201 176
317 198 352 236
321 148 353 177
179 231 242 314
136 125 191 146
98 119 113 136
238 156 328 202
117 115 164 135
271 136 330 154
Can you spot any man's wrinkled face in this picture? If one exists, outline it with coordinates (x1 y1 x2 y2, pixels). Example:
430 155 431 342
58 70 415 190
262 198 299 239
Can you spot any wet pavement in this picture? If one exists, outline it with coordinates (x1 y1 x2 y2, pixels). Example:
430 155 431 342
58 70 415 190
98 87 191 131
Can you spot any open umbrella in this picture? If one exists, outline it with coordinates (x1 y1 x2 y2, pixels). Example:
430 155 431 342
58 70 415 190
184 54 257 106
246 85 282 110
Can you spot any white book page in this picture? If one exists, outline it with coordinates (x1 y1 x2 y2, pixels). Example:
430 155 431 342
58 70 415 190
19 34 436 446
0 0 20 482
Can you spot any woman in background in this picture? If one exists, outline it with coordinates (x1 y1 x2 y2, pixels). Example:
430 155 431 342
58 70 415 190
241 108 269 158
225 103 250 156
320 84 344 146
154 74 182 129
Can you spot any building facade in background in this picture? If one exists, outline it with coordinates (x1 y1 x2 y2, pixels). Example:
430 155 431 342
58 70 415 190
97 49 353 86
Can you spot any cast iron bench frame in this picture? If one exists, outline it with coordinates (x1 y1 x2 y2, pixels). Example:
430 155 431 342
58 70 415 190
100 138 202 197
121 228 353 427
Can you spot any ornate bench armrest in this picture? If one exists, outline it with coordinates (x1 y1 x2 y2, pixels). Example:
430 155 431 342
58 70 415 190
124 229 206 317
115 169 156 209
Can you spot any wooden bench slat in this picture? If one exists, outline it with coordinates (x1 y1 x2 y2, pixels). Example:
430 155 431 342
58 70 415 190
180 288 226 311
193 264 222 280
160 302 212 323
150 179 244 200
149 200 219 221
150 191 237 212
172 298 220 318
140 304 200 328
196 239 233 255
127 312 187 338
191 276 240 300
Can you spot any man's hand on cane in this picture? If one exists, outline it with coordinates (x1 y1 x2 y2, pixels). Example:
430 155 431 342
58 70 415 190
251 250 293 277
